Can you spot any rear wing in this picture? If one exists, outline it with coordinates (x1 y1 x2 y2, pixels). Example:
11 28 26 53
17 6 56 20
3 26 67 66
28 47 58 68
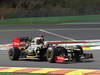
12 37 29 48
13 37 20 47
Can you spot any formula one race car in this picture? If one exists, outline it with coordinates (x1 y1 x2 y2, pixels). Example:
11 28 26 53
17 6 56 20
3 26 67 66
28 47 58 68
8 36 93 63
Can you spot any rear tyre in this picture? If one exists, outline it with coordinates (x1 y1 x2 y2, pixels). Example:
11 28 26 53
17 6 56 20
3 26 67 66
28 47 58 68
8 47 20 60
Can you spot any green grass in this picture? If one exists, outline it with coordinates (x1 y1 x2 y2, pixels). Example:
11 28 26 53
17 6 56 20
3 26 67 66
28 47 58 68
0 73 48 75
0 14 100 25
0 17 75 24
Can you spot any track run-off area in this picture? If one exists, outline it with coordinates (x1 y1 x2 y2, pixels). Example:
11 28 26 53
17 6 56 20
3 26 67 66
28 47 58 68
0 24 100 69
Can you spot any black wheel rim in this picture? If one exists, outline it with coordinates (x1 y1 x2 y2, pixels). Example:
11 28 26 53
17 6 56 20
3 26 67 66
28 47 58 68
47 49 53 61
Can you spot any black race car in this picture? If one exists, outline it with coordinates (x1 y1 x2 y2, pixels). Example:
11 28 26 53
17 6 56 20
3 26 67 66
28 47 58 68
8 36 93 63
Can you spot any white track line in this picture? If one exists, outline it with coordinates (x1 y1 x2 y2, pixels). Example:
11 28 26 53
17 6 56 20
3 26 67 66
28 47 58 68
39 29 75 41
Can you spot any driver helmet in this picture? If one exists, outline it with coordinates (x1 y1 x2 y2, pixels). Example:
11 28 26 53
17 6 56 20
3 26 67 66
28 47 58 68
37 35 44 41
32 37 44 44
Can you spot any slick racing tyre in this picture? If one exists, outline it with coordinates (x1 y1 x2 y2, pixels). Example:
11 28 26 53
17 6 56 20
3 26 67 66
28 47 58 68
47 47 58 63
73 45 84 62
38 49 47 61
8 47 20 60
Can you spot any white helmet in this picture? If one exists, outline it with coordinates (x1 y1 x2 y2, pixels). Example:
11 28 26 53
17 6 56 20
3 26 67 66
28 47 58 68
32 37 44 44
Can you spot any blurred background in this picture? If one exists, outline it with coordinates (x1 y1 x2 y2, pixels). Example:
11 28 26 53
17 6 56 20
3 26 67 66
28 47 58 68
0 0 100 19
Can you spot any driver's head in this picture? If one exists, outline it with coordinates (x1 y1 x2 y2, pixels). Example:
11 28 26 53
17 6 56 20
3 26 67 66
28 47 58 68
33 37 44 44
38 35 44 41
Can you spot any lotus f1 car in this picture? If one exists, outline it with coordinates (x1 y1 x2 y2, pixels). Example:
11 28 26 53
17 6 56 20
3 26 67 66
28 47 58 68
8 36 93 63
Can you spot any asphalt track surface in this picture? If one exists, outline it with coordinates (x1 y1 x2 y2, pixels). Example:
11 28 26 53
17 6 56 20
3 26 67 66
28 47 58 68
0 24 100 29
0 24 100 69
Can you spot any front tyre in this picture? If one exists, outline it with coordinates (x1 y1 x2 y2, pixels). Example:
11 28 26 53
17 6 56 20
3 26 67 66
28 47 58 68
47 47 58 63
8 47 20 60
